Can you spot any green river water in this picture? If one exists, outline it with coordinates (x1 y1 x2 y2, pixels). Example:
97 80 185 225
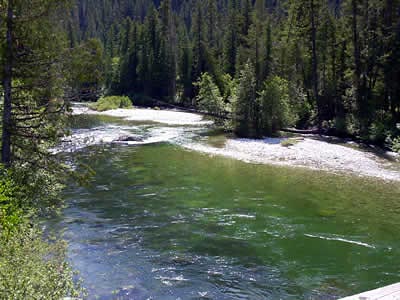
53 112 400 299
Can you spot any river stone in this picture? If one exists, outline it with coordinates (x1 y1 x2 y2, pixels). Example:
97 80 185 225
114 135 143 142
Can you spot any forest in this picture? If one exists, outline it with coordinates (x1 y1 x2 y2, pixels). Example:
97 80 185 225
68 0 400 144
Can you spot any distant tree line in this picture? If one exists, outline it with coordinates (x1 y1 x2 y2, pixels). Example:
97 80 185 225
68 0 400 144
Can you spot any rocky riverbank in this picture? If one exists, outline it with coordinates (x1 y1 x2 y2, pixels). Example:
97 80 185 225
70 104 400 181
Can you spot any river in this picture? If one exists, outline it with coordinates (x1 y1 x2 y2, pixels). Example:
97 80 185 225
50 108 400 300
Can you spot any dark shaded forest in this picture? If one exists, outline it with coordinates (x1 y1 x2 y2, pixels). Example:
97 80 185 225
68 0 400 144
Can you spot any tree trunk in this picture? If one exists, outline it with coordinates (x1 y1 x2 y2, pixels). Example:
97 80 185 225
1 0 14 167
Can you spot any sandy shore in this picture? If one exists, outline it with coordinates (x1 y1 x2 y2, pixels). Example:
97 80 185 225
72 104 212 126
71 104 400 181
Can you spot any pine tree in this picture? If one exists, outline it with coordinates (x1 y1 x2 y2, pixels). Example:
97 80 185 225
119 22 140 95
233 62 259 137
195 73 225 118
69 38 105 101
259 76 291 135
223 0 239 76
191 2 206 98
160 0 177 101
1 0 70 167
178 26 193 103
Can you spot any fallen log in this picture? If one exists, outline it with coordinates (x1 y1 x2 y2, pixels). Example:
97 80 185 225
282 128 321 134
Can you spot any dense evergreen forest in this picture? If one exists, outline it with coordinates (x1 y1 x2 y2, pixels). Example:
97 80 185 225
69 0 400 144
0 0 400 298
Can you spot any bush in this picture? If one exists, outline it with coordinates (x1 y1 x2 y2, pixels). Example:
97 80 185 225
0 227 83 299
89 96 132 111
0 170 23 234
391 136 400 153
0 168 83 299
368 121 388 144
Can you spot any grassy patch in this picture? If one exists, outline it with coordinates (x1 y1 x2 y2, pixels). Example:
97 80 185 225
89 96 132 111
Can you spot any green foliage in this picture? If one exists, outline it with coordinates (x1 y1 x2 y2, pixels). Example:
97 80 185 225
369 122 388 144
232 72 293 137
67 0 400 143
232 62 259 138
69 38 105 101
11 166 66 216
0 226 83 299
0 167 82 299
195 73 225 117
1 0 72 169
258 76 292 136
392 136 400 153
106 57 122 94
0 2 87 298
90 96 133 111
0 165 69 232
0 169 22 233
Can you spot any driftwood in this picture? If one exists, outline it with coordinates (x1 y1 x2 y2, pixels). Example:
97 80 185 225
282 128 321 134
282 127 356 139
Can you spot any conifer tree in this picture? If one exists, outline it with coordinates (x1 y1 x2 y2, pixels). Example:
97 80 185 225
1 0 70 167
233 62 259 137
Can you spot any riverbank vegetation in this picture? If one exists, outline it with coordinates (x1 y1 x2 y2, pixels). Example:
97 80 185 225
66 0 400 150
89 95 133 111
0 169 82 298
0 0 83 298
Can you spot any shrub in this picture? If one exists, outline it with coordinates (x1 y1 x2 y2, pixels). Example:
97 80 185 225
391 136 400 153
0 169 22 233
90 96 132 111
0 227 83 299
368 121 388 144
0 168 83 299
